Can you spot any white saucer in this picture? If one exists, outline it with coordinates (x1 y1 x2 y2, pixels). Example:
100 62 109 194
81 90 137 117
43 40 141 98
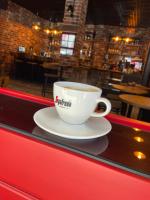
33 107 112 140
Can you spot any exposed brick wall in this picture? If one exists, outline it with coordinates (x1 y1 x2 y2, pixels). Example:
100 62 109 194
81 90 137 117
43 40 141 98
0 1 49 56
0 2 48 85
0 1 49 77
62 0 89 66
92 40 108 68
91 25 109 68
7 1 48 28
0 14 48 54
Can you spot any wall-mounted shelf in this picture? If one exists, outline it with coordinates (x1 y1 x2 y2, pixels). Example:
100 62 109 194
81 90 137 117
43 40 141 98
105 37 144 65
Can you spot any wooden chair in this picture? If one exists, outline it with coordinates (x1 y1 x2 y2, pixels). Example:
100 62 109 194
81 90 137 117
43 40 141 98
102 85 121 114
41 65 61 97
107 71 123 84
122 72 142 84
87 69 101 86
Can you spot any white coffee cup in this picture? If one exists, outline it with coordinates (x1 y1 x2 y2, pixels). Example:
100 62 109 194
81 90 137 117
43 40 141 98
53 81 111 125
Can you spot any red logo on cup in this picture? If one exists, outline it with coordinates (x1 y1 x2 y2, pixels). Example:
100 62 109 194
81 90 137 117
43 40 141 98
55 96 59 103
55 96 72 107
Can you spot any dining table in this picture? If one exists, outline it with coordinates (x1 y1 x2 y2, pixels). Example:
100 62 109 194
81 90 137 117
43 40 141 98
112 84 149 95
119 94 150 119
136 84 150 90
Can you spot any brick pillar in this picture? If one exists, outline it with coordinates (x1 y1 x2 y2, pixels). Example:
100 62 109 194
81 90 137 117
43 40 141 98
142 43 150 86
63 0 88 25
63 0 89 66
92 26 109 68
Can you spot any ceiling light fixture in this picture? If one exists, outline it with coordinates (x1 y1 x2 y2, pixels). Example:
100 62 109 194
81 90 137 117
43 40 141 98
44 18 62 36
33 17 62 36
112 36 121 42
32 12 41 31
32 22 41 31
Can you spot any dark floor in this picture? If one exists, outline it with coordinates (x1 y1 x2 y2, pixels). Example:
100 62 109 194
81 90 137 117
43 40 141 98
7 79 53 98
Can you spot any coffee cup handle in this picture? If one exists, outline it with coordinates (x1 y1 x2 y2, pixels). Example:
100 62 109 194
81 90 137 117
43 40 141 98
91 97 111 118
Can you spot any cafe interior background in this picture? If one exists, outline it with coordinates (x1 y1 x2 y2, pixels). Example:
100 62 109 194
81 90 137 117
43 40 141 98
0 0 150 122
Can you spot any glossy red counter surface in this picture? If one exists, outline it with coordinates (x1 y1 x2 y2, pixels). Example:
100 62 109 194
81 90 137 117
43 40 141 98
0 88 149 200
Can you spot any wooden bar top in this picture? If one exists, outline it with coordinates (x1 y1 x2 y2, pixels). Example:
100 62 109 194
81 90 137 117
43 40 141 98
119 94 150 110
112 84 149 95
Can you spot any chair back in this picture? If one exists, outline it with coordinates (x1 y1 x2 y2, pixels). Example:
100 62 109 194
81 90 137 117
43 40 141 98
122 72 142 84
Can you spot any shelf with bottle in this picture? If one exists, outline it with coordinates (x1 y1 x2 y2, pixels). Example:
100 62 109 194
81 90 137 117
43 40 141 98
80 39 93 62
109 41 142 46
84 31 95 41
108 42 142 50
108 42 143 59
125 43 142 47
107 48 122 55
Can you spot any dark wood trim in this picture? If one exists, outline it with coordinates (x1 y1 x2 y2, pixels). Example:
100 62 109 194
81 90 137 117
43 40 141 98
142 46 150 86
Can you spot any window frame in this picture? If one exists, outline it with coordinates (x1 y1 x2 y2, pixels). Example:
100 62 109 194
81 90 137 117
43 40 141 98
60 32 76 56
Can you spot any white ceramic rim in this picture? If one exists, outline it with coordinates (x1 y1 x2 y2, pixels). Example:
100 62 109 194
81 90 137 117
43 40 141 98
54 81 101 93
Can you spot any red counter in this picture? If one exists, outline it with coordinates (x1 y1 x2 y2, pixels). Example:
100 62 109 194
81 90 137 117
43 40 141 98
0 88 149 200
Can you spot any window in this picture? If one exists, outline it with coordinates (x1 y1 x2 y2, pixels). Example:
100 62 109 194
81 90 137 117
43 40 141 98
60 33 76 56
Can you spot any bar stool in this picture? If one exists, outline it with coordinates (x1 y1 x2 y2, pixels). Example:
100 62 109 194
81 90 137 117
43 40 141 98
41 66 61 97
87 69 101 86
107 71 123 85
102 85 121 114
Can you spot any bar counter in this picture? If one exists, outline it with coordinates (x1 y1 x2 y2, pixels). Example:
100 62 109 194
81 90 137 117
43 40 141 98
14 53 122 85
0 88 149 199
